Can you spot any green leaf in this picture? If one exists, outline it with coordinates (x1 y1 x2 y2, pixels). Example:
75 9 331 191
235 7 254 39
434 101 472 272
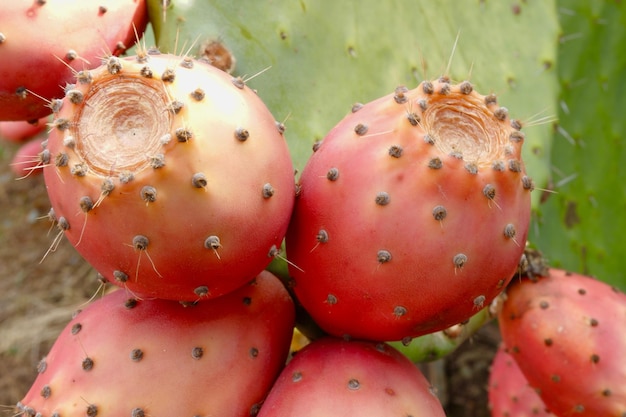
532 1 626 290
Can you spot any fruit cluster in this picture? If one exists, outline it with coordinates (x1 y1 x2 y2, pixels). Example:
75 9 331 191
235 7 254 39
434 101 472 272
1 1 624 417
489 266 626 417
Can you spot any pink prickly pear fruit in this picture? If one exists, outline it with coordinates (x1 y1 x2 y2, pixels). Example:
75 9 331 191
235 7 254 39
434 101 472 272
17 270 295 417
488 343 556 417
0 117 48 143
498 268 626 417
0 0 148 121
42 52 295 301
257 337 446 417
286 79 531 341
10 136 47 178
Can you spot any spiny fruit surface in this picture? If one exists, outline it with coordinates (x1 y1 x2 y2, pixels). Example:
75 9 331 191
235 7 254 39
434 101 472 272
498 268 626 417
488 343 556 417
10 136 47 178
42 52 295 301
257 337 446 417
0 0 148 121
286 79 532 341
17 270 295 417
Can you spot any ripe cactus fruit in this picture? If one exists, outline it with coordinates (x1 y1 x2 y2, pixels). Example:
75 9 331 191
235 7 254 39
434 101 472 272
257 337 446 416
0 0 148 121
10 137 47 178
488 343 556 417
0 117 48 143
286 78 531 341
498 268 626 417
17 270 295 417
42 51 295 301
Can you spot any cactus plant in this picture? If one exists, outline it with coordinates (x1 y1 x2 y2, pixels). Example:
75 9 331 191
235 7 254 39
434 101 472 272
532 1 626 290
0 2 575 416
146 0 559 208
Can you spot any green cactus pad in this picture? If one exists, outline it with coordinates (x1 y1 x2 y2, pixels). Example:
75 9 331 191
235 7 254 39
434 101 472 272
532 1 626 290
147 0 558 210
389 307 493 363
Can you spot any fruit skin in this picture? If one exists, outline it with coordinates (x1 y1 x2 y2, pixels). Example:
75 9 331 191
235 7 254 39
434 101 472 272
257 337 446 417
0 0 148 121
0 117 48 143
10 137 47 178
488 343 556 417
17 270 295 417
498 268 626 417
286 79 531 341
42 52 295 301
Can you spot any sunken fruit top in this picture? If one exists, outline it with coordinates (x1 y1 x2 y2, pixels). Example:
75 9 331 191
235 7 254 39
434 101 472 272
420 83 511 167
42 52 295 302
70 73 172 176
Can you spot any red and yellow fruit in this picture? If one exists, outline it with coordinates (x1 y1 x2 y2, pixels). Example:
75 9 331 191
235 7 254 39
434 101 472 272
0 0 148 121
18 270 295 417
488 343 556 417
42 52 295 301
498 268 626 417
258 337 446 416
287 79 532 341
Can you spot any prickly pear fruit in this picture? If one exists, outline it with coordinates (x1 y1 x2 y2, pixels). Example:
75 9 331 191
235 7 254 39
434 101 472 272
0 0 148 121
488 343 556 417
286 78 531 341
0 117 48 143
257 337 446 417
42 51 295 301
17 270 295 417
10 137 47 178
498 268 626 417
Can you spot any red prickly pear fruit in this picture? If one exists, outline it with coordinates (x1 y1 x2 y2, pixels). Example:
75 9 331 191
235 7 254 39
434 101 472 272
10 137 47 178
0 117 48 143
17 270 295 417
488 343 556 417
42 53 295 301
0 0 148 121
257 337 446 417
498 268 626 417
286 79 531 341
